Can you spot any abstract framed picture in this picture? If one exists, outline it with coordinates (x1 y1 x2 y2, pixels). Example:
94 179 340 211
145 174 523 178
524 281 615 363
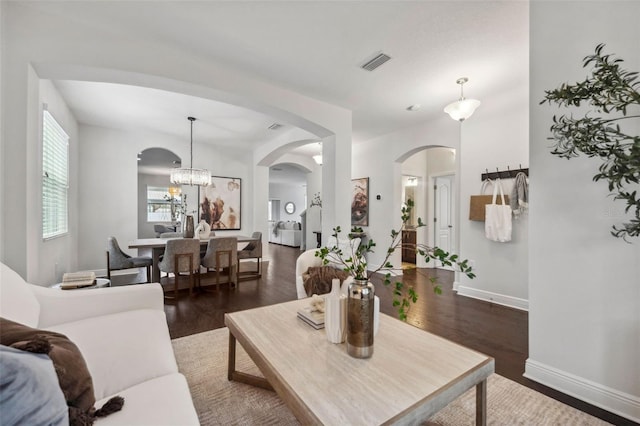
199 176 241 230
351 177 369 226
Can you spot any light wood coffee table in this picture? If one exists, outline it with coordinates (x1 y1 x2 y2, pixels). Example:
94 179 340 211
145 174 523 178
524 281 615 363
225 299 494 425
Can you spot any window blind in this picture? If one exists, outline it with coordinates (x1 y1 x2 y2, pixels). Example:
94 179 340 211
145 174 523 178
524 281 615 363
42 109 69 239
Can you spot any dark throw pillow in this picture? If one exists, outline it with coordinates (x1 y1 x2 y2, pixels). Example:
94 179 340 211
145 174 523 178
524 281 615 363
0 317 124 425
303 266 349 297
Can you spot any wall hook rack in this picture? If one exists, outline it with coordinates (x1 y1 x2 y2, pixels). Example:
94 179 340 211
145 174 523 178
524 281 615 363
481 166 529 181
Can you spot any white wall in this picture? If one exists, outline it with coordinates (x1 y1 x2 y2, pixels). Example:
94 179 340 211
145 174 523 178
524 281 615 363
528 2 640 421
0 2 4 263
355 79 529 306
268 182 305 224
77 125 251 272
305 165 322 250
29 80 80 284
353 115 461 272
456 84 530 309
1 1 352 280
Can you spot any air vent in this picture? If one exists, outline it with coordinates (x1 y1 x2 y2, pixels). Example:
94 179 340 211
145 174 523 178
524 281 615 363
361 53 392 71
272 167 283 171
268 123 283 130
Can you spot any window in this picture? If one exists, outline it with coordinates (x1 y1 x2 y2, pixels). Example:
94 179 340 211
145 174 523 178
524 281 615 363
147 186 181 222
42 110 69 240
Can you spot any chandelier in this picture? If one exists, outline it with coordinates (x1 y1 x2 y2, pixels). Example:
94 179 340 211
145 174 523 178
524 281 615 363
170 117 211 186
444 77 481 122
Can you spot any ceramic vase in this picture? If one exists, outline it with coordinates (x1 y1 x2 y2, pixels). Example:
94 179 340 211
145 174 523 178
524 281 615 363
325 279 346 343
346 278 375 358
184 215 195 238
195 220 211 239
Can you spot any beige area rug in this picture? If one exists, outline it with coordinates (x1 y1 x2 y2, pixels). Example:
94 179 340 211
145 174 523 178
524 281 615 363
172 328 610 426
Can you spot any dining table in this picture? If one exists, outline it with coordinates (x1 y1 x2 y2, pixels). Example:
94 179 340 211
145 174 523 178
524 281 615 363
128 236 257 283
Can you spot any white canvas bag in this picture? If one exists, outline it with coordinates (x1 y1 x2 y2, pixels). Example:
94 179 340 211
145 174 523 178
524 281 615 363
485 179 512 242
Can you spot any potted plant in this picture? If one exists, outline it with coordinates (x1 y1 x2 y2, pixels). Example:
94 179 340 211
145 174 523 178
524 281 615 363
316 199 476 321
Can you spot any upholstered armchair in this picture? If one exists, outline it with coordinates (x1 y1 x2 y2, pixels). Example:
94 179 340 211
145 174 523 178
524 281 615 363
106 237 152 283
159 232 184 238
294 236 361 299
153 224 176 237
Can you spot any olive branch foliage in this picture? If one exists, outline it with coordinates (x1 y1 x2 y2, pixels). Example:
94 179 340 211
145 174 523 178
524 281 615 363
316 199 475 320
541 44 640 240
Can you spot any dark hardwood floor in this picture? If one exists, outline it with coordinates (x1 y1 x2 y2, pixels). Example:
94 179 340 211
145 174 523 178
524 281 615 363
123 243 632 425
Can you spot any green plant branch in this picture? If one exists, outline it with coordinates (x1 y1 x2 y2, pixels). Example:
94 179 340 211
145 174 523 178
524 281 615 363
541 43 640 240
317 199 475 320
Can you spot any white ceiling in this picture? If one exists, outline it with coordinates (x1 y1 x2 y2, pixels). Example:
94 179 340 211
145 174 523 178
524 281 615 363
42 1 528 163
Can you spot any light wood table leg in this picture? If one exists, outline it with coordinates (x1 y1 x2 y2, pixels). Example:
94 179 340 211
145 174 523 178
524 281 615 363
227 331 273 391
227 332 236 381
476 379 487 426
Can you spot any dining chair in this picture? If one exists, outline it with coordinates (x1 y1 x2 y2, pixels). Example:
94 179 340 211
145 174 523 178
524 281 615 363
237 232 262 277
153 224 175 237
201 237 238 290
157 238 201 298
160 232 184 238
106 237 152 283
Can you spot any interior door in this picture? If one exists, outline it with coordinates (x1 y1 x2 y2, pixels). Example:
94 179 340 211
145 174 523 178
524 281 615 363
434 175 455 270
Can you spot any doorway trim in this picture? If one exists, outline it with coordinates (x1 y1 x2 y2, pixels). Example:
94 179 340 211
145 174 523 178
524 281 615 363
430 173 456 271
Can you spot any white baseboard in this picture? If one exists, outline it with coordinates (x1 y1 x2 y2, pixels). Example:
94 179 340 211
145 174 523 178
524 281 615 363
455 285 529 311
525 359 640 423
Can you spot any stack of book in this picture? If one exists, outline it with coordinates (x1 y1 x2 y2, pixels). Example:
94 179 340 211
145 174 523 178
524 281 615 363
61 271 96 289
297 306 325 330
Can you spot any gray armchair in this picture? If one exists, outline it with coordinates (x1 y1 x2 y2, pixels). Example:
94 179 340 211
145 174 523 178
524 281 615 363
153 224 176 237
106 237 152 283
159 232 183 238
237 232 262 277
157 238 201 298
201 237 238 290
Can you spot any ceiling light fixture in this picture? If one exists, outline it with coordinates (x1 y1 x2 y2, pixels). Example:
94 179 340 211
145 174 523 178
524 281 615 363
444 77 481 122
170 117 211 186
168 185 181 197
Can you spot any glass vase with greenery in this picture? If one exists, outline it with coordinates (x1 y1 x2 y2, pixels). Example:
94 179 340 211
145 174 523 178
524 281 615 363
316 199 475 320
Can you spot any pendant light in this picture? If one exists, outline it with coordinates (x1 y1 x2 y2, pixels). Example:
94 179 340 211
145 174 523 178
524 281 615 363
170 117 211 186
444 77 481 122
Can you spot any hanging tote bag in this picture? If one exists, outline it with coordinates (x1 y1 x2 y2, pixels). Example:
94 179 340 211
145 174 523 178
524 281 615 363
485 179 512 242
469 179 509 221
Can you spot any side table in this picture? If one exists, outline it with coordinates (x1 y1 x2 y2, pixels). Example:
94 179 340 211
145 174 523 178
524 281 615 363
50 278 111 290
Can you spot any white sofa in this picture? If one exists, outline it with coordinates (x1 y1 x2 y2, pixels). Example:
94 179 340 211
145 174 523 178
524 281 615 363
0 262 199 426
269 221 301 247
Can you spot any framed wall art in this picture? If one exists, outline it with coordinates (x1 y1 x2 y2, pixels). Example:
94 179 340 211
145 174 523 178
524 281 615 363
199 176 242 230
351 177 369 226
